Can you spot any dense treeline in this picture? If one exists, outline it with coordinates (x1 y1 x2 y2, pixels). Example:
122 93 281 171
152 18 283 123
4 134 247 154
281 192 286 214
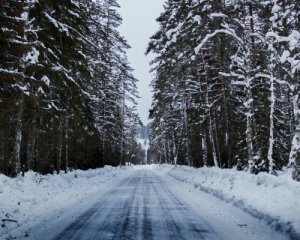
147 0 300 180
0 0 142 176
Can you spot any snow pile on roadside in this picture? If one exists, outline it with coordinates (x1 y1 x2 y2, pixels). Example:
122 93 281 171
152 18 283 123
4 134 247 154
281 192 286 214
156 164 300 238
0 166 134 238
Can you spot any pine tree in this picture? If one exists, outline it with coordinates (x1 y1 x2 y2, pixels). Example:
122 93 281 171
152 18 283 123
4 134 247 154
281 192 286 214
0 0 140 176
147 0 300 181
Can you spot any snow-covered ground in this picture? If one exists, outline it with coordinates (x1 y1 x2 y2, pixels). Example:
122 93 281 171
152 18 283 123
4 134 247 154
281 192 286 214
0 164 299 239
28 167 288 240
0 166 134 239
155 164 300 239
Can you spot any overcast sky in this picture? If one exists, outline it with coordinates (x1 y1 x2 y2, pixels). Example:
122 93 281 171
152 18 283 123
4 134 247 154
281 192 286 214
118 0 164 125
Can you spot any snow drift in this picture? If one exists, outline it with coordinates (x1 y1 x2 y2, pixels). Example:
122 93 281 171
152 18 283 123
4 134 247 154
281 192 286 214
156 164 300 239
0 166 134 239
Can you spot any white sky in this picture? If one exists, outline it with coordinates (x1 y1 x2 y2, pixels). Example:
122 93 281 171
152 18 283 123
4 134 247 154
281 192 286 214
118 0 164 125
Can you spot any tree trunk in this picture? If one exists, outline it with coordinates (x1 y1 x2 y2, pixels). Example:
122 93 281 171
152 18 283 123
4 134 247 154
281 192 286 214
213 112 221 167
164 142 168 164
183 97 192 166
248 2 259 154
64 116 69 173
267 51 276 174
26 130 35 171
57 126 63 174
0 136 4 167
208 111 218 167
26 106 37 172
248 3 256 57
168 140 172 164
219 32 232 168
221 74 232 168
205 82 218 167
12 0 30 176
243 50 255 170
13 95 24 176
172 127 178 166
202 134 208 166
246 91 254 169
120 83 125 166
289 93 300 181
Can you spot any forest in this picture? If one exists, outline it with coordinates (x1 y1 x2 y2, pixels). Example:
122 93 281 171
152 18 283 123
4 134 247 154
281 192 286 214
0 0 145 176
1 0 300 183
1 1 300 239
147 0 300 181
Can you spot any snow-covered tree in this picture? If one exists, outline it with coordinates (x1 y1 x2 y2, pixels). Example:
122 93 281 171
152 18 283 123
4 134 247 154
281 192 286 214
147 0 300 181
0 0 140 176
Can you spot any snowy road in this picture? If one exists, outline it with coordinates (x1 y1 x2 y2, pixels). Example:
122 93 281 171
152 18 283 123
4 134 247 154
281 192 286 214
29 168 288 240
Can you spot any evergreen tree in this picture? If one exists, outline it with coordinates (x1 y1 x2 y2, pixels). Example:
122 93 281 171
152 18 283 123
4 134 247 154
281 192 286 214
147 0 300 182
0 0 141 176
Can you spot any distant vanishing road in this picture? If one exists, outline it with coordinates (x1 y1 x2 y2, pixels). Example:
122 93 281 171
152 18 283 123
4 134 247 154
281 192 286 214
29 169 288 240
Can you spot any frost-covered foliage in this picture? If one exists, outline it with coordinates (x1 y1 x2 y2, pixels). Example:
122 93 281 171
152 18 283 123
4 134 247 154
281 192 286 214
147 0 300 180
0 0 141 176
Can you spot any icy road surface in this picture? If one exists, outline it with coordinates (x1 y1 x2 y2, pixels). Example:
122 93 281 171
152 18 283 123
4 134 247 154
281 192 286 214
29 168 288 240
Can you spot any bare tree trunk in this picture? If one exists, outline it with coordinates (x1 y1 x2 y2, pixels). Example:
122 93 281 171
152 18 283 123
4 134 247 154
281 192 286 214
248 3 256 57
164 142 168 164
245 83 254 170
213 112 221 166
205 82 218 167
64 116 69 173
26 102 37 172
208 112 218 167
120 83 125 166
26 129 35 171
168 140 172 164
202 134 208 166
183 97 192 166
242 49 255 170
102 137 106 165
0 136 4 166
248 2 259 155
221 74 232 167
57 126 63 174
289 92 300 181
219 32 232 168
172 127 178 166
159 150 162 165
13 95 24 176
13 0 30 176
267 50 276 174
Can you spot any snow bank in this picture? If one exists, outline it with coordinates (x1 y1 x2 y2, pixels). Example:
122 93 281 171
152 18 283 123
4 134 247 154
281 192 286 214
156 164 300 239
0 166 134 239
